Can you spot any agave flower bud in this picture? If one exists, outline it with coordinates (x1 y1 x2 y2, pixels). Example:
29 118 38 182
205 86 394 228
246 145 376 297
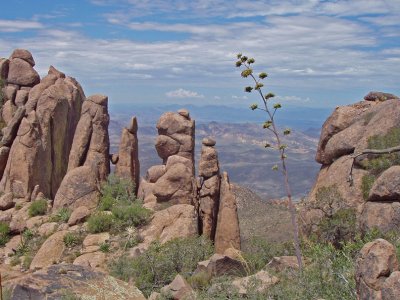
283 128 291 135
241 69 253 78
272 165 278 171
245 86 253 92
259 72 268 79
250 103 258 110
273 103 282 109
248 58 255 64
265 92 275 100
255 83 264 90
263 120 272 129
241 56 248 62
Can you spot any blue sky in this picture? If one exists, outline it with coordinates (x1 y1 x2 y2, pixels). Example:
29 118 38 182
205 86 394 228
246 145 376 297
1 0 399 109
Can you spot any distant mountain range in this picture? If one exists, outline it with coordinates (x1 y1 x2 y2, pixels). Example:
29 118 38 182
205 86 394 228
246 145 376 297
109 104 325 200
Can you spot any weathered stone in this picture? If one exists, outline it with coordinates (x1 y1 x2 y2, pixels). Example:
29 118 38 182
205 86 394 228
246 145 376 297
83 232 110 248
195 254 246 277
267 256 300 273
68 95 110 182
110 153 119 164
153 158 195 205
356 239 398 298
382 271 400 299
8 264 146 300
73 252 106 269
160 274 195 300
26 215 48 230
364 91 399 102
7 58 40 87
177 108 190 119
215 172 241 254
232 270 279 295
53 166 100 211
25 74 58 113
14 89 29 107
68 206 90 226
37 222 58 236
369 166 400 201
48 65 65 78
0 146 10 180
146 165 166 183
1 106 26 147
155 135 180 160
115 117 140 194
9 205 29 233
2 99 17 125
137 204 197 248
359 202 400 234
10 49 35 66
202 137 216 147
0 58 9 79
30 230 68 270
4 85 17 103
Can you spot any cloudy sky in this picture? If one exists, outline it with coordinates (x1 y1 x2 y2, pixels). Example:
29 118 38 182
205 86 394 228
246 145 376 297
1 0 399 108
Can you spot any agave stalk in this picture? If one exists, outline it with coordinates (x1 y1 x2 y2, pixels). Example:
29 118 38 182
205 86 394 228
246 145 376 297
235 53 303 270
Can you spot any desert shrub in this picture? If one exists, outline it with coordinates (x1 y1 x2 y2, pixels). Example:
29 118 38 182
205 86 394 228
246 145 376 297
50 207 72 223
360 128 400 175
13 229 46 269
99 242 110 253
242 236 292 274
87 212 115 233
109 236 213 297
99 174 135 211
63 232 83 248
112 201 151 228
0 222 10 246
315 208 357 248
314 185 344 217
361 174 375 200
28 199 48 217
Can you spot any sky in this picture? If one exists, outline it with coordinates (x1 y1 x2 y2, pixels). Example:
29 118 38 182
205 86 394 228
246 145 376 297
0 0 399 109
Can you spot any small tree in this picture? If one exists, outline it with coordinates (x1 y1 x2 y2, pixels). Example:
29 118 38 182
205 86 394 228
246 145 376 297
235 53 303 270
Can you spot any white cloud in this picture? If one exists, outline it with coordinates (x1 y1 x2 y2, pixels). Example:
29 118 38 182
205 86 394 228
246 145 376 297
166 88 204 99
0 19 44 32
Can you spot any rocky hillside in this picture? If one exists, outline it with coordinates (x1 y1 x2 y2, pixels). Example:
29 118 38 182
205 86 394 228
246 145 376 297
299 91 400 236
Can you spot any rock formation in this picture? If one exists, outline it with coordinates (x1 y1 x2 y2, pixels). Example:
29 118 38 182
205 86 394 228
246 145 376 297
0 49 85 200
356 239 400 299
115 116 140 194
198 137 220 239
214 172 241 254
299 94 400 235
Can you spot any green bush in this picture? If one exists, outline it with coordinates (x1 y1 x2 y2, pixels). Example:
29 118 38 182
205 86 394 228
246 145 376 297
87 212 115 233
242 236 291 274
361 174 375 200
50 207 72 223
99 242 110 253
316 208 357 248
109 236 213 297
0 222 10 246
99 174 136 211
28 199 48 217
112 202 152 228
63 232 83 248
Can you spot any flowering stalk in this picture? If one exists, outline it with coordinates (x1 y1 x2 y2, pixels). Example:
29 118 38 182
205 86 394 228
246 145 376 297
235 53 303 270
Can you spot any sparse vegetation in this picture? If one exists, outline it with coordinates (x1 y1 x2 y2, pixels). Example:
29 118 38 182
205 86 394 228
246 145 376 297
87 212 115 234
235 53 303 269
28 199 48 217
109 236 213 297
88 174 151 234
99 242 110 253
63 232 83 248
12 229 46 269
361 174 375 200
50 207 72 223
0 221 10 246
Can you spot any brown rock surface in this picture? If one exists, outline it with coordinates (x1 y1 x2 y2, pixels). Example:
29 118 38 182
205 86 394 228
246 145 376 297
73 252 106 269
198 138 220 239
7 58 40 87
364 91 399 102
138 204 197 246
30 230 68 270
215 172 241 254
267 256 300 273
68 206 90 225
368 166 400 201
359 202 400 234
0 58 9 79
0 146 9 179
146 165 166 183
10 49 35 66
356 239 399 299
160 274 195 300
0 192 13 210
53 166 100 211
232 270 279 295
382 271 400 300
115 117 140 194
14 89 29 107
153 155 195 205
7 264 146 300
195 253 246 277
68 94 110 182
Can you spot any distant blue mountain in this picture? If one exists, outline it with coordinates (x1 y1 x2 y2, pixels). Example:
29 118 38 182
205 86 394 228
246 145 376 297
109 103 332 130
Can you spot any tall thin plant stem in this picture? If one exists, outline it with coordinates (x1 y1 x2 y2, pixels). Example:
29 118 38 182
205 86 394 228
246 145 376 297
236 54 303 270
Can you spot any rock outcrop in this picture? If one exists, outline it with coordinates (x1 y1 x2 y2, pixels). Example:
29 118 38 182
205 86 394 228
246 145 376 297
0 53 85 200
198 137 220 239
214 172 241 254
300 93 400 235
356 239 400 299
115 116 140 194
